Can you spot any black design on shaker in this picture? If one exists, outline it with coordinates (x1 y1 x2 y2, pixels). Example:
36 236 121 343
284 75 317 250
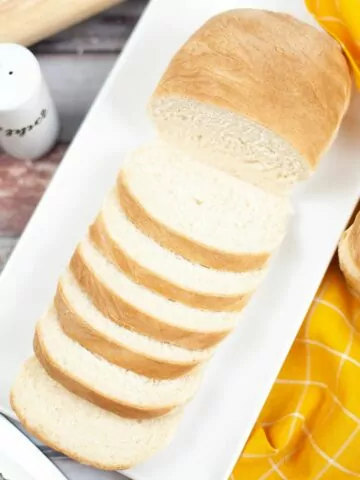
0 108 47 137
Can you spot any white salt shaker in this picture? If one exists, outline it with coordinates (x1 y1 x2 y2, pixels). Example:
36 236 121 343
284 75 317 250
0 43 59 160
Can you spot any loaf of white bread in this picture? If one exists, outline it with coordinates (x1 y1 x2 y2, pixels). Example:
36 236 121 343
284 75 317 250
150 9 350 194
11 9 351 471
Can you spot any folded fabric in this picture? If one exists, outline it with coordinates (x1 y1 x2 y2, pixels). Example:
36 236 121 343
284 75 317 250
232 259 360 479
306 0 360 86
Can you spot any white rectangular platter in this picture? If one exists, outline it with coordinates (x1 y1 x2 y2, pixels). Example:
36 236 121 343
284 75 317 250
0 1 360 479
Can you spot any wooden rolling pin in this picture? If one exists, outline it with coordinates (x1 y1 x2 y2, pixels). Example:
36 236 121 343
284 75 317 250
0 0 124 46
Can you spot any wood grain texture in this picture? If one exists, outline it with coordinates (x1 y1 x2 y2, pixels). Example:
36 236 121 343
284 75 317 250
0 0 125 46
33 0 148 54
0 145 66 236
33 0 148 142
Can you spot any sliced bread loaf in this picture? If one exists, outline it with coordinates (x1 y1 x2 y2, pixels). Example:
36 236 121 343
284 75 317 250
339 227 360 298
70 237 240 350
35 308 203 419
118 140 290 272
11 357 182 470
56 270 212 379
149 10 350 193
90 188 266 311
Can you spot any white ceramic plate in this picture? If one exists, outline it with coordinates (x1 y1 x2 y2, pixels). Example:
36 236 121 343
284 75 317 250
0 416 67 480
1 1 360 479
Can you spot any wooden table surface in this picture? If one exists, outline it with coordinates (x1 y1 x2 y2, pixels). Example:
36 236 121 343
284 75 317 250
0 0 148 273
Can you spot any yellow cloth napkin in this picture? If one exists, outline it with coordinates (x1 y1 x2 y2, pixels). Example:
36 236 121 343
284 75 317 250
232 260 360 479
305 0 360 86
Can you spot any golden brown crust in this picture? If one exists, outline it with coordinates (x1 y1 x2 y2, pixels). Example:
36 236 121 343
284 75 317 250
33 330 175 420
90 214 252 311
70 247 231 350
118 173 269 272
341 267 360 299
153 9 351 168
339 229 360 298
10 392 133 471
55 283 199 379
348 213 360 268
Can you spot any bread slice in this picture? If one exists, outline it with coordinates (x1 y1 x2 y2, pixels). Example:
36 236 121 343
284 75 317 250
11 357 182 470
70 237 240 350
56 270 212 379
35 308 203 419
149 10 350 193
338 228 360 298
118 140 290 271
347 211 360 267
90 188 266 311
